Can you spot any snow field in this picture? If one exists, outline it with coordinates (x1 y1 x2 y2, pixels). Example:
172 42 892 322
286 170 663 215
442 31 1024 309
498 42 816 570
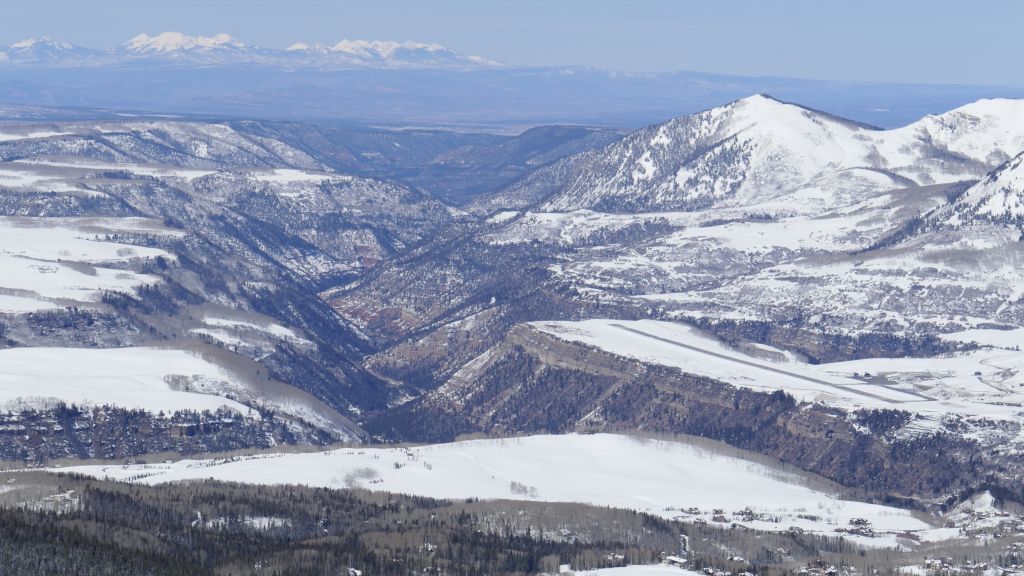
0 217 173 311
64 433 934 543
0 347 253 414
0 294 59 313
0 130 72 142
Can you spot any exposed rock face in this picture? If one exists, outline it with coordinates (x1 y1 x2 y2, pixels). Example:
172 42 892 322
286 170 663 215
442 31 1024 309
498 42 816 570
370 325 1019 504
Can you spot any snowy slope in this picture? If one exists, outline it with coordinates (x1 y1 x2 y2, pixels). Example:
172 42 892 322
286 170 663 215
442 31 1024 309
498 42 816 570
0 116 452 441
64 433 934 543
479 99 1024 341
0 346 252 414
0 129 73 142
0 211 353 430
947 151 1024 227
532 319 1024 437
540 95 1024 213
636 230 1024 334
0 217 172 312
895 98 1024 168
0 342 353 437
0 120 324 170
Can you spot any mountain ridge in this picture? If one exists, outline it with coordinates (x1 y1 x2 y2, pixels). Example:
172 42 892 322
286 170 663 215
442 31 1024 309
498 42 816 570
0 32 501 70
946 150 1024 229
121 32 248 53
523 93 1024 213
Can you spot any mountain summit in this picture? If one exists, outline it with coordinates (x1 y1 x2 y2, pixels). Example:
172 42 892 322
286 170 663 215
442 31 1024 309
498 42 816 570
121 32 247 53
538 94 1024 213
9 37 75 52
0 37 94 63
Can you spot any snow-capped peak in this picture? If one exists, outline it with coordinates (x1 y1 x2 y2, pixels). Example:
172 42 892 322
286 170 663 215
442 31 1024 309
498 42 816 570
726 93 816 127
9 37 74 51
942 97 1024 121
736 93 784 107
281 38 501 68
904 98 1024 166
1 36 90 64
284 39 451 58
122 32 246 53
331 39 446 58
284 42 335 55
542 94 1024 214
727 93 873 130
541 92 884 212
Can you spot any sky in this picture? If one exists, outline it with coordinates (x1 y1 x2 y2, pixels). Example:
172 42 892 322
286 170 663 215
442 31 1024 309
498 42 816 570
1 0 1020 86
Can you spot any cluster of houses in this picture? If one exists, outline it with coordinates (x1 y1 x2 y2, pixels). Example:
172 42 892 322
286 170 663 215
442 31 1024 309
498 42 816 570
913 557 1024 575
670 506 787 528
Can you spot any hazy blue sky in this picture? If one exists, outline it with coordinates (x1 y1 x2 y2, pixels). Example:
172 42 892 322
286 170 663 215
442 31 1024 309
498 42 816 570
2 0 1019 86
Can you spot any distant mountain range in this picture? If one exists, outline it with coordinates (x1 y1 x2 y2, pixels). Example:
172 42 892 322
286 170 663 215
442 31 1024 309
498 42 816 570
0 32 501 69
1 33 1023 129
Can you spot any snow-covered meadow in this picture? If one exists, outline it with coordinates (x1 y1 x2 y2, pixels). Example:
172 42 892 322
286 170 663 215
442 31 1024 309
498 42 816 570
0 216 175 312
64 433 934 546
0 346 252 413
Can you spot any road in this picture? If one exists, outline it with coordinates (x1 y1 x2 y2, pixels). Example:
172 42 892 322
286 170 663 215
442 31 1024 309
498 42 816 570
609 323 932 404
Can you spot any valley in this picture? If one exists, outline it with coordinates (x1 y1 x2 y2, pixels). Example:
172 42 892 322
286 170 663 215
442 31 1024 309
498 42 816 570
2 91 1024 574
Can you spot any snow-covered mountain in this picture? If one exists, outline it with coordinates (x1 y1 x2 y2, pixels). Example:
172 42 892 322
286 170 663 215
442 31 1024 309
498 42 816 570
121 32 248 54
329 96 1024 509
0 32 501 69
947 151 1024 229
459 97 1024 347
286 39 501 68
536 94 1024 214
0 37 102 64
